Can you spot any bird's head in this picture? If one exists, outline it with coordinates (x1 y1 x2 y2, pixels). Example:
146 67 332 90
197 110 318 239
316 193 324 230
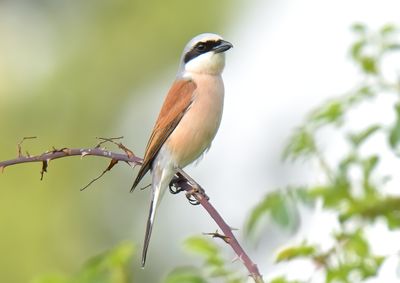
180 33 233 76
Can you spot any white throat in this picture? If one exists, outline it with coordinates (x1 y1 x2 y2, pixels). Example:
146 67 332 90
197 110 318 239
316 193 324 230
184 52 226 75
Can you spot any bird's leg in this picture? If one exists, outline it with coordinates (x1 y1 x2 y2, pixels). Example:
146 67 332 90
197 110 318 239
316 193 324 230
185 185 206 205
169 170 210 205
184 182 210 205
169 173 187 194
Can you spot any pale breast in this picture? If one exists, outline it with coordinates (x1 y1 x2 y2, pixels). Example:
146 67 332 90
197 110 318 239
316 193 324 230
165 74 224 167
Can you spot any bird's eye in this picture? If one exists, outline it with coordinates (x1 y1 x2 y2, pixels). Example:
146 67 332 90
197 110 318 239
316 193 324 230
196 43 206 51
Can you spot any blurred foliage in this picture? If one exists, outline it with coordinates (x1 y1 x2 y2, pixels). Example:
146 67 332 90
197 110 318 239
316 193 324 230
0 0 231 142
0 1 232 283
165 267 207 283
246 23 400 282
165 236 244 283
275 243 316 263
244 189 304 241
32 243 134 283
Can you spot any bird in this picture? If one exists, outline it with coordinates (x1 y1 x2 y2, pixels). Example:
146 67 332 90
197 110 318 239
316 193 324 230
131 33 233 267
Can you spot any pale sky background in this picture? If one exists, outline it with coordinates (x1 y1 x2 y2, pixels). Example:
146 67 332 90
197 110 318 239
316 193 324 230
121 0 400 281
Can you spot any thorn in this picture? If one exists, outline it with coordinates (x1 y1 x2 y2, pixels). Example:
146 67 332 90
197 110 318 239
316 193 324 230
231 255 240 263
81 159 118 191
203 230 231 244
106 159 118 170
140 183 151 190
62 148 71 155
95 136 124 148
81 151 89 158
40 160 48 180
233 254 245 265
17 136 37 157
127 162 135 168
51 147 68 154
119 144 135 159
95 137 136 159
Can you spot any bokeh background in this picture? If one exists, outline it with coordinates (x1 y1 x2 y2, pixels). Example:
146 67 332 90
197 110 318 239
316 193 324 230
1 0 400 282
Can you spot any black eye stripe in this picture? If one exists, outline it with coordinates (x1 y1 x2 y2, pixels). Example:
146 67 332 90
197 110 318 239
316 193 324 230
194 40 221 51
184 40 222 63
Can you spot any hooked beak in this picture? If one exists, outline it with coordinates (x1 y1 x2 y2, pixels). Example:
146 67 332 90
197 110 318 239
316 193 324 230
213 40 233 53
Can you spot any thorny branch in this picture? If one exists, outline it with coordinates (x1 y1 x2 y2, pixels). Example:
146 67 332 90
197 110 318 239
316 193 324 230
0 138 264 283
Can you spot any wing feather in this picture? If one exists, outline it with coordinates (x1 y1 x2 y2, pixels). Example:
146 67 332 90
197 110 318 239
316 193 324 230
131 79 196 191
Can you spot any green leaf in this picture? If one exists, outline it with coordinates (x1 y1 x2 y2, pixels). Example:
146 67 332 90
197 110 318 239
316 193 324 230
283 127 316 161
270 276 302 283
245 191 297 238
182 237 240 281
164 267 207 283
389 103 400 150
360 56 378 74
309 100 344 126
184 236 219 258
31 243 135 283
245 197 270 236
269 193 291 227
75 242 134 283
290 187 314 206
348 125 380 147
275 244 317 262
386 212 400 229
380 24 397 35
345 230 369 257
362 155 379 179
384 43 400 51
351 40 365 60
327 230 383 282
309 183 350 209
351 23 367 34
347 86 375 105
245 192 281 234
339 196 400 225
205 255 225 268
208 267 231 277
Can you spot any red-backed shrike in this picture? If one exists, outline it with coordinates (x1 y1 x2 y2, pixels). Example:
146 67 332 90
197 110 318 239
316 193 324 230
131 33 232 267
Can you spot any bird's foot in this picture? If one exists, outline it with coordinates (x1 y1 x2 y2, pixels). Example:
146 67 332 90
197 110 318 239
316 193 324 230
185 186 209 205
169 174 187 194
169 173 209 205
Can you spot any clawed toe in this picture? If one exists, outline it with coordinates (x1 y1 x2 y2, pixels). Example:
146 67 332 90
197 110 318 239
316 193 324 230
169 172 209 205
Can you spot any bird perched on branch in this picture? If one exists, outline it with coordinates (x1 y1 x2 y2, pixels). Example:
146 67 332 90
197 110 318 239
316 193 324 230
131 33 233 267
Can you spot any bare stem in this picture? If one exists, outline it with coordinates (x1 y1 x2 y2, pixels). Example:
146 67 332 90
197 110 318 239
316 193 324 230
0 145 264 282
177 169 264 282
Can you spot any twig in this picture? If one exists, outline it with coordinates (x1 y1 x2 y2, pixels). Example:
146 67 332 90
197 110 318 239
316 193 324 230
17 136 37 157
177 169 264 282
0 147 142 171
0 144 264 283
81 159 119 191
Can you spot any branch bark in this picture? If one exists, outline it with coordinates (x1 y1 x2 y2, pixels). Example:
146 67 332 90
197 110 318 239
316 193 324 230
0 144 264 282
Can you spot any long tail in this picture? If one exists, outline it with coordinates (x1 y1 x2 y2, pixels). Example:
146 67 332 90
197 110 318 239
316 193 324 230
141 167 174 267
